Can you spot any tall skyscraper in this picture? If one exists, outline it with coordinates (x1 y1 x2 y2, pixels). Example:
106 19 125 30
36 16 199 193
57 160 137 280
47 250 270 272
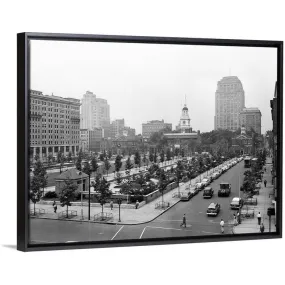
214 76 245 131
239 107 262 134
80 91 110 130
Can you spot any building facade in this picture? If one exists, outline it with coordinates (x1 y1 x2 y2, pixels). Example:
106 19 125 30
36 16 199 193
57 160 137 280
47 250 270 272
30 90 80 162
214 76 245 131
231 126 253 155
142 120 172 138
80 91 110 130
239 107 262 134
111 119 125 138
80 128 103 153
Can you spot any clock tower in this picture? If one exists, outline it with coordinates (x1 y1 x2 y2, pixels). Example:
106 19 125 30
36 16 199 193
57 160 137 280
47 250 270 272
178 104 191 133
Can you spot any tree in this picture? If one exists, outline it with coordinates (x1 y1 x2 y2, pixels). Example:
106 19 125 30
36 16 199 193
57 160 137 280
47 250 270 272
125 156 133 172
59 178 78 218
153 152 157 163
75 156 82 171
47 154 54 166
181 148 185 158
166 148 171 161
30 176 43 215
134 151 141 169
115 155 122 173
108 150 112 159
104 158 111 176
116 173 123 184
142 153 147 165
159 173 168 204
94 177 112 219
57 151 65 174
176 161 184 196
68 151 72 162
32 159 48 195
160 150 165 164
149 153 154 163
175 148 179 157
99 153 105 162
90 156 99 175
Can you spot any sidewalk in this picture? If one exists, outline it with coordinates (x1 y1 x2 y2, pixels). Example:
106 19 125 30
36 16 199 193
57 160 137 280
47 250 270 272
233 157 276 234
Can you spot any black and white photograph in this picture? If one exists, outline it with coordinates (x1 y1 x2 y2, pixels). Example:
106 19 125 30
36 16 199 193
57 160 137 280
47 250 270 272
26 36 281 246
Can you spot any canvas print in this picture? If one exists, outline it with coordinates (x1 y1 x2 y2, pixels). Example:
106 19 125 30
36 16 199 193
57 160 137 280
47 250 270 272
28 40 279 245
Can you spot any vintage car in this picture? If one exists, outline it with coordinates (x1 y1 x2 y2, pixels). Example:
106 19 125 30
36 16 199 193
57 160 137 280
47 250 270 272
230 197 243 210
201 178 211 187
207 202 221 216
218 182 231 197
203 187 214 198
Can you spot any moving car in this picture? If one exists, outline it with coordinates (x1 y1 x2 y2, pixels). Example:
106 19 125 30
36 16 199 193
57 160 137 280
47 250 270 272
230 197 243 210
218 182 231 197
203 187 214 198
207 202 221 216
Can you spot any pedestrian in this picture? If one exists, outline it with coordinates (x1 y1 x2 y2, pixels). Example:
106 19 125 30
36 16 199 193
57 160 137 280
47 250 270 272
264 166 266 172
110 200 113 210
220 219 225 234
257 212 261 225
264 179 267 187
52 200 56 207
53 203 57 213
236 211 240 224
260 223 265 233
135 200 139 209
180 214 186 228
233 214 237 226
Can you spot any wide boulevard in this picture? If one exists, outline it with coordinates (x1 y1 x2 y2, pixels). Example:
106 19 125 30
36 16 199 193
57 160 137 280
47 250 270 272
30 161 245 244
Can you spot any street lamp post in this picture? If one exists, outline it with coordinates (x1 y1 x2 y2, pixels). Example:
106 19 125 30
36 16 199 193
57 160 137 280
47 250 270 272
117 198 122 222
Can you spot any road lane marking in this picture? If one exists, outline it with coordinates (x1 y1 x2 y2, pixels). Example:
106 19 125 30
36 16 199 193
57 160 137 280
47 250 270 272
139 227 147 239
111 226 124 240
147 226 193 231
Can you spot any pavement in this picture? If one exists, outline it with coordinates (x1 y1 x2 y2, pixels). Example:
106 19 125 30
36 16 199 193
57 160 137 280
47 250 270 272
233 157 276 234
32 159 233 225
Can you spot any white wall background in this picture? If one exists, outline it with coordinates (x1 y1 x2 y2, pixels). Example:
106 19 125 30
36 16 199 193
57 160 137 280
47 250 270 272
0 1 284 285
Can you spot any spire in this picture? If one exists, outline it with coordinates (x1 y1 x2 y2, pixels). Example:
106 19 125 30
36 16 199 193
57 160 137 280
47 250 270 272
185 94 186 105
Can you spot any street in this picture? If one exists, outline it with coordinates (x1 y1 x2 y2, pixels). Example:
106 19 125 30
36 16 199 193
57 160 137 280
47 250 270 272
30 161 245 244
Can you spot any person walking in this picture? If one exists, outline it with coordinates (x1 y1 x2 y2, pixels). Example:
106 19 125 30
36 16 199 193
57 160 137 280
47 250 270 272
135 200 139 209
257 212 261 225
53 203 57 213
110 200 113 210
237 211 240 224
233 214 238 226
264 179 267 187
264 166 266 172
180 214 186 228
260 223 265 233
220 219 225 234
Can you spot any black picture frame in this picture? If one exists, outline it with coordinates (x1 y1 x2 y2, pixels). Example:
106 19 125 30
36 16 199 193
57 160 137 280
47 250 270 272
17 32 283 252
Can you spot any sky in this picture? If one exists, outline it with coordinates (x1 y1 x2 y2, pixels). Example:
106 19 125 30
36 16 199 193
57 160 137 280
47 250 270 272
30 39 277 135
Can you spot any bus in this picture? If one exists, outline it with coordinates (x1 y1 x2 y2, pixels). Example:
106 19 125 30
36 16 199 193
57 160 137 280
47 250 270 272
244 156 252 168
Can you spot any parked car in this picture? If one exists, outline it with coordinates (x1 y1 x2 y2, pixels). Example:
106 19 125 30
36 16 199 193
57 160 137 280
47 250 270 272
201 178 211 187
195 182 204 191
218 182 231 197
203 187 214 198
207 202 221 216
180 191 192 201
230 197 243 210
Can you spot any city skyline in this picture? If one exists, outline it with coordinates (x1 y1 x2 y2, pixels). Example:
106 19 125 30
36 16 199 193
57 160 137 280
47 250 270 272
30 40 277 134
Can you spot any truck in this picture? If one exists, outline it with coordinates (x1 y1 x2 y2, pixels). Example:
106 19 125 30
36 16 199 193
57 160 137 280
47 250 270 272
244 156 252 168
218 182 231 197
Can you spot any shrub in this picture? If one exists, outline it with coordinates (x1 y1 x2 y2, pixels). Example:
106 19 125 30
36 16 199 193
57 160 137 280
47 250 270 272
44 191 58 199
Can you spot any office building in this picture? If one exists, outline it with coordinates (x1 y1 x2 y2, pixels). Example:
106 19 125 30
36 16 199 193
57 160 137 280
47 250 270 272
214 76 245 131
29 90 80 161
239 107 262 134
80 91 110 130
142 120 172 138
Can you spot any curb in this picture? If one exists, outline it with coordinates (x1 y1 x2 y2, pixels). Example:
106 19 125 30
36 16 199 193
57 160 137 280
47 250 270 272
31 200 181 226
